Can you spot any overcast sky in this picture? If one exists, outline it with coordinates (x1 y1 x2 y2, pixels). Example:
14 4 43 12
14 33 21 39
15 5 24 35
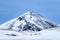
0 0 60 24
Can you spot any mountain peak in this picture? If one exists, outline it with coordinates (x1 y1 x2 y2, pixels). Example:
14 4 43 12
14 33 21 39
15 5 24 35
0 11 57 32
21 11 37 16
25 11 35 14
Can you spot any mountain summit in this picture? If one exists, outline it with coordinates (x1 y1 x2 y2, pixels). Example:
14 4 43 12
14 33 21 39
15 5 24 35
0 11 57 31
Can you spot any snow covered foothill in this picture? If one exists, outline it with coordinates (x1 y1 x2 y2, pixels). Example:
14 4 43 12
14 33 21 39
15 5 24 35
0 29 60 40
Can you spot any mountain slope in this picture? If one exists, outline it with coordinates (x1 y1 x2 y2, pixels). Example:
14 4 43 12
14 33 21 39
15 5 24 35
0 11 57 31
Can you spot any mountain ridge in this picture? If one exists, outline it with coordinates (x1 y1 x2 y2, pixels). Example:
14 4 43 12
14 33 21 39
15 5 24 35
0 11 57 32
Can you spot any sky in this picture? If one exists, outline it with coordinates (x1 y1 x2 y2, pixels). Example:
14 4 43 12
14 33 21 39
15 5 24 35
0 0 60 24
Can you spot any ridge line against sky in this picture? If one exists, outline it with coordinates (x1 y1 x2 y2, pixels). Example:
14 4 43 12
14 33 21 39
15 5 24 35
0 0 60 24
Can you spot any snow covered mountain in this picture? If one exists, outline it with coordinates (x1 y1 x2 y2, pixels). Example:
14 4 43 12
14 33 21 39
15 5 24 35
0 11 60 40
0 11 57 32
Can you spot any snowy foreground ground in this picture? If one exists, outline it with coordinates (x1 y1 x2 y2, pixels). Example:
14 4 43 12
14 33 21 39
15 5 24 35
0 28 60 40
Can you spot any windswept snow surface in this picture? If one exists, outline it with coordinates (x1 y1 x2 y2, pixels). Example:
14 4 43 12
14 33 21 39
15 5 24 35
0 29 60 40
